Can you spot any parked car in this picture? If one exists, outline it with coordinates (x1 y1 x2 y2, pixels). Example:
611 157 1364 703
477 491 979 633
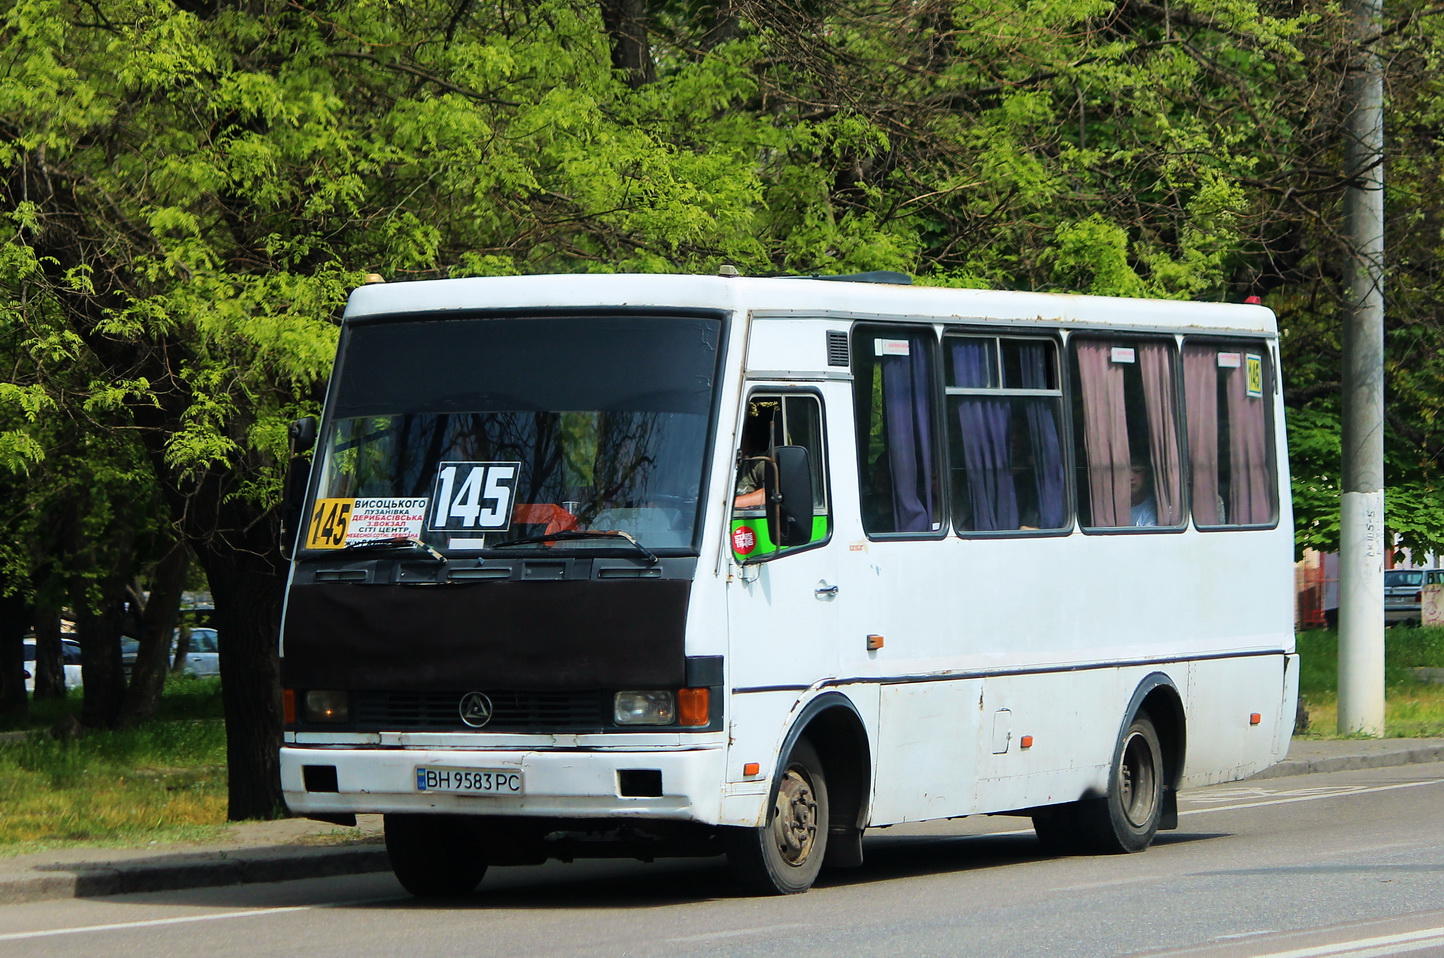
120 627 221 678
175 627 220 678
22 637 83 691
1384 569 1427 626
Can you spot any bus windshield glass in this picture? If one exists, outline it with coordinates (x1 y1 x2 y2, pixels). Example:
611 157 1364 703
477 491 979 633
306 312 723 555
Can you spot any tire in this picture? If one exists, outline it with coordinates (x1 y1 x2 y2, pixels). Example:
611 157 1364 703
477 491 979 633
726 738 830 895
1031 805 1080 854
1074 711 1165 854
384 814 488 898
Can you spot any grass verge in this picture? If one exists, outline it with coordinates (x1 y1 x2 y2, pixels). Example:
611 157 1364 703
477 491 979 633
0 677 231 855
1295 625 1444 738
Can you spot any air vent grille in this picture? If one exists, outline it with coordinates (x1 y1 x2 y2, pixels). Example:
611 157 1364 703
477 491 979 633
353 689 610 732
827 330 850 367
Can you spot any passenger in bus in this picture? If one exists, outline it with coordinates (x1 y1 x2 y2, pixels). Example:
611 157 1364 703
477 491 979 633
1130 455 1157 527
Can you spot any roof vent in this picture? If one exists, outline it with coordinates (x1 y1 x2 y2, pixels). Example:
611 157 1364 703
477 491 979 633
718 265 740 277
827 331 850 367
790 270 912 285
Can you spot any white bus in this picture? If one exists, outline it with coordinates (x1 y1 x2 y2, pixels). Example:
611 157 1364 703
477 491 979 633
279 271 1298 896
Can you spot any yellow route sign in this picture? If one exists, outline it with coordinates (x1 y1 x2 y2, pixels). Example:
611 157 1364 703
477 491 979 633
306 498 354 549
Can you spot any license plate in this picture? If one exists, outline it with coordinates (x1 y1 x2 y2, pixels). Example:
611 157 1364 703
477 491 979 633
415 766 523 795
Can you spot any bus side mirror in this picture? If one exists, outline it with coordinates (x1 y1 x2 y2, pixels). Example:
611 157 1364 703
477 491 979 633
767 445 814 548
289 416 317 453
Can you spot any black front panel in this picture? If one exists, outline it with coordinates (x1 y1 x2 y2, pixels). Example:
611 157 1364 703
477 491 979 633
281 577 690 691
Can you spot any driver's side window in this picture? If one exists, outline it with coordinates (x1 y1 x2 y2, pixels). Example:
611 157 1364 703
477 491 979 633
729 393 830 560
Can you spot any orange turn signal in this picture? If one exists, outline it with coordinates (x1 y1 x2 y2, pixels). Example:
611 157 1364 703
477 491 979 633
678 687 710 726
743 762 761 777
283 688 296 725
1249 713 1262 726
1020 735 1034 749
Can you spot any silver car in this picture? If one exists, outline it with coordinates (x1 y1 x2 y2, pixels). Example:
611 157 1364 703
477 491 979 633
1384 569 1426 626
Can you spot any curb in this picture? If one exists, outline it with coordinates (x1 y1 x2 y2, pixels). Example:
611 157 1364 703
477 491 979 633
1245 741 1444 780
0 843 389 906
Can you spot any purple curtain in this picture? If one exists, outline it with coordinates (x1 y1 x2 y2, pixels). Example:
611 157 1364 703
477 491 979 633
1138 343 1183 526
1228 355 1274 523
1019 343 1066 528
1074 341 1130 527
882 333 938 532
952 340 1018 531
1183 346 1221 525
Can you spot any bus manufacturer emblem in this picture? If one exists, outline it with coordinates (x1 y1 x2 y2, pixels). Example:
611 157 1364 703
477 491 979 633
458 692 494 728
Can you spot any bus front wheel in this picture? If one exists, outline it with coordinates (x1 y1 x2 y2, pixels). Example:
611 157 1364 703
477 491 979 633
725 738 830 895
384 813 488 898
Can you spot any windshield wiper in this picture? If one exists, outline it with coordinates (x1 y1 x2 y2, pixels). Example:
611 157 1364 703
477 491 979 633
493 530 658 565
339 536 445 563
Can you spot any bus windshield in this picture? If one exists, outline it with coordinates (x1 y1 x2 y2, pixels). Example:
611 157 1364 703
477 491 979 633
306 312 723 555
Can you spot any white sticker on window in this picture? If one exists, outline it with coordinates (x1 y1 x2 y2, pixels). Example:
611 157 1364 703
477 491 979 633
427 461 520 532
1217 352 1242 368
348 498 429 541
875 338 911 357
1111 347 1136 364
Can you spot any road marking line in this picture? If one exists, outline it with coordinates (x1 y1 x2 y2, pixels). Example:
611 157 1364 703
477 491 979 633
1245 925 1444 958
668 924 814 944
1180 778 1444 817
0 897 400 942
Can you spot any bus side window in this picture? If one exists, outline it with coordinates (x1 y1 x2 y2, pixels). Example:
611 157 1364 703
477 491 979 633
852 326 944 536
1070 337 1185 531
1182 341 1278 527
945 335 1068 533
731 393 830 560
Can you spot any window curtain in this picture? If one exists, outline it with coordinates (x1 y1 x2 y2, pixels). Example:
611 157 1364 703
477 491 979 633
1138 343 1183 526
1182 346 1221 525
1074 341 1130 527
1228 356 1274 523
1018 342 1067 528
882 333 938 532
951 340 1018 531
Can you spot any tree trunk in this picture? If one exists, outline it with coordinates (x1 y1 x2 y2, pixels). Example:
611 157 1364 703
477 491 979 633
117 542 189 728
600 0 655 87
193 515 287 821
0 590 28 719
30 603 66 700
74 576 129 729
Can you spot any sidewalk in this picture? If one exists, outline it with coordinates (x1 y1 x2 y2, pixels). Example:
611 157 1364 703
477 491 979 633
0 738 1440 906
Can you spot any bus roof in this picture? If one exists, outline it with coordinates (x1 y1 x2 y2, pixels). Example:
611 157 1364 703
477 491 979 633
343 273 1277 337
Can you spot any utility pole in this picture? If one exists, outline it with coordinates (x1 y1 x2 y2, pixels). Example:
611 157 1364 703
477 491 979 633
1338 0 1386 737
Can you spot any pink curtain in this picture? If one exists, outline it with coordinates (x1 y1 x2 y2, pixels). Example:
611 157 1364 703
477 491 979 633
1228 354 1274 523
1075 341 1130 526
1183 346 1221 525
1138 343 1183 526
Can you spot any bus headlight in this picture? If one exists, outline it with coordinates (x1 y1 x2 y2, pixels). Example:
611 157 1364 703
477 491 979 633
614 691 676 725
303 690 351 723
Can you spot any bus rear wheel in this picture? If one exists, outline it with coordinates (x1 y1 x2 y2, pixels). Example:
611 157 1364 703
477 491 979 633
1033 712 1164 855
384 813 488 898
1079 711 1164 853
726 738 830 895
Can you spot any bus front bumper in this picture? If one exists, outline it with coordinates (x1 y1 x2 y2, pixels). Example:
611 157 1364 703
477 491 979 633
281 744 729 823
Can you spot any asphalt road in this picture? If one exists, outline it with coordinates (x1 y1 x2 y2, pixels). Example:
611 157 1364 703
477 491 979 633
1 763 1440 958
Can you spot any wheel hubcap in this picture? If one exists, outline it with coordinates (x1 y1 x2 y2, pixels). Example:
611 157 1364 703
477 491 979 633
1118 731 1158 828
771 766 819 865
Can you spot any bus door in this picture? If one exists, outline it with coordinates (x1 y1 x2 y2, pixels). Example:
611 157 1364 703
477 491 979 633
726 389 845 691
